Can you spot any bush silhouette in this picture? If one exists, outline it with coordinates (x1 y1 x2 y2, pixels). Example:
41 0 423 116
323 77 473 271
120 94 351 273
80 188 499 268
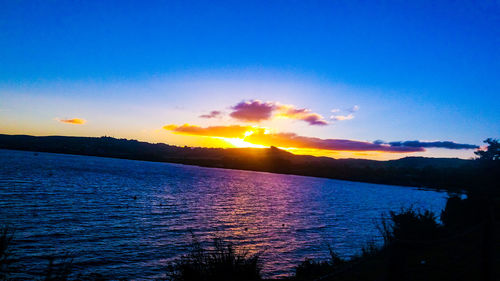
382 208 442 243
294 245 345 280
166 238 261 281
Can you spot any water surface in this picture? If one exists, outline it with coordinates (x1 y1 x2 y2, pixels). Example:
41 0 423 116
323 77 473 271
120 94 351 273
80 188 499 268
0 149 448 279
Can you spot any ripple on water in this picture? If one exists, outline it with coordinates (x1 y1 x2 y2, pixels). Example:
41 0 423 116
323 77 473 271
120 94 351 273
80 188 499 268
0 149 448 279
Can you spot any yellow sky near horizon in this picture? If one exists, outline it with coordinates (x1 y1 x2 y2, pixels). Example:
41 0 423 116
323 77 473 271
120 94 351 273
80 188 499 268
0 82 480 161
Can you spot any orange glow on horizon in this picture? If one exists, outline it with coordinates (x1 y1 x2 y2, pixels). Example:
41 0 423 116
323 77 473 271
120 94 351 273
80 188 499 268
163 123 424 159
164 134 397 160
281 147 393 160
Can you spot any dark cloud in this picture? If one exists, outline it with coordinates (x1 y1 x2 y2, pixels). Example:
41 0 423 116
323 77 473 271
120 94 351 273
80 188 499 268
388 140 478 150
230 100 276 122
246 132 423 152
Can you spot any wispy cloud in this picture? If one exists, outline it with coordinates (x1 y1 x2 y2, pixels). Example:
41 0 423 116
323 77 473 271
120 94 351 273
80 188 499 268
276 104 328 125
330 113 354 121
330 105 359 121
349 105 360 112
229 100 328 126
199 110 222 119
57 118 86 125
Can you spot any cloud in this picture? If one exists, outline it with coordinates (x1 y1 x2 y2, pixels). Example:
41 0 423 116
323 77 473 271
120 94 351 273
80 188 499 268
199 110 222 119
246 132 423 152
276 105 328 126
330 105 358 121
349 105 360 112
388 140 478 150
165 124 477 152
229 100 328 126
163 124 256 138
58 118 86 125
330 114 354 121
164 124 423 153
301 114 329 125
230 100 276 122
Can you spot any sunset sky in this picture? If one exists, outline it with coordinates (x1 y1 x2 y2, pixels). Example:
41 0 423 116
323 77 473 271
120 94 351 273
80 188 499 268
1 1 499 160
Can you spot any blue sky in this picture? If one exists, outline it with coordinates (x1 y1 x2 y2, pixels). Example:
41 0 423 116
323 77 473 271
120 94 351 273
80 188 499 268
1 0 499 159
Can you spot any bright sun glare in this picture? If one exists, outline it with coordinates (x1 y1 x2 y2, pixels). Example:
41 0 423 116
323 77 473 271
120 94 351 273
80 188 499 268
216 137 267 148
215 130 267 148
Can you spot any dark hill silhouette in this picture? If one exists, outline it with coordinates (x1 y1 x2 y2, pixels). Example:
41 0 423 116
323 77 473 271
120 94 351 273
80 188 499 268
0 134 479 191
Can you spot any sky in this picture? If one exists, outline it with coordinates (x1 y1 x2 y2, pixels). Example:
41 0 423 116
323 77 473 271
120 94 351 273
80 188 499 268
0 0 499 160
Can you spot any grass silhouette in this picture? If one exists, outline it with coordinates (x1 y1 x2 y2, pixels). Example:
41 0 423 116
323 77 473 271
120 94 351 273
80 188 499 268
166 237 261 281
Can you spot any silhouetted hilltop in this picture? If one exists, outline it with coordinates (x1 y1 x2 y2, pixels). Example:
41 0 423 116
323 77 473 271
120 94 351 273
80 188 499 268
0 134 478 191
387 156 470 168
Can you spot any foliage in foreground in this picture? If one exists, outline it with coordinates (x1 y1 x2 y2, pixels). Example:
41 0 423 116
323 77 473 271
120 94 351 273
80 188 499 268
294 197 499 281
166 238 261 281
381 208 442 243
294 245 345 280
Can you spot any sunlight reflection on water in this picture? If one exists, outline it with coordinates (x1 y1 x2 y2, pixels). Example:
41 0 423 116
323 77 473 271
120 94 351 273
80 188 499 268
0 149 448 279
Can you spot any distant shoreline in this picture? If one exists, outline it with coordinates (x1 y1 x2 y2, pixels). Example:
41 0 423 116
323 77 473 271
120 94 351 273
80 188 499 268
0 134 475 192
0 148 448 196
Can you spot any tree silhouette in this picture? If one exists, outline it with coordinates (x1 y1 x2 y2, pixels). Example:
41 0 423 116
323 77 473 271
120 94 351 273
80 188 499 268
474 138 500 161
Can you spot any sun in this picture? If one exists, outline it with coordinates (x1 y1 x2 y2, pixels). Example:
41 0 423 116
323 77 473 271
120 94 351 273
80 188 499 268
214 130 268 148
215 137 268 148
